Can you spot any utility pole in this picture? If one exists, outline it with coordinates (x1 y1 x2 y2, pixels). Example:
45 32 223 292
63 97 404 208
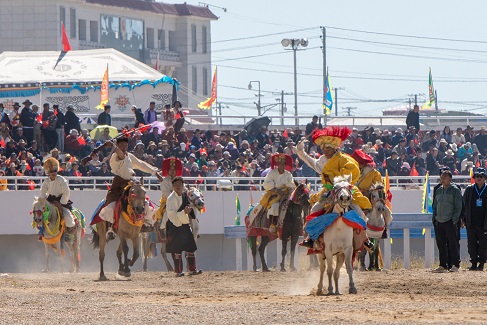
334 87 344 116
414 94 418 106
321 26 326 117
281 90 285 125
343 107 356 116
434 90 438 113
409 98 412 110
217 102 222 125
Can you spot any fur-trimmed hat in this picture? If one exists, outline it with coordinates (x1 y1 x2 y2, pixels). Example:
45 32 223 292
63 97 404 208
311 126 352 149
161 157 183 176
43 157 59 173
270 153 293 171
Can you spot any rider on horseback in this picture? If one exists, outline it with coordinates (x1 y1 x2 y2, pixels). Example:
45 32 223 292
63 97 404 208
297 126 374 250
351 149 383 199
39 157 76 236
260 154 295 234
98 137 163 241
155 157 183 230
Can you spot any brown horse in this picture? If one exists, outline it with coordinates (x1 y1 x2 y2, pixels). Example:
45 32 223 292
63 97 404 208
91 178 147 280
32 197 84 273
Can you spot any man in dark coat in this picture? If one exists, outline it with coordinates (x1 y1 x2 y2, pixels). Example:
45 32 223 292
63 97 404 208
19 99 36 145
64 105 81 136
97 105 112 126
406 104 420 131
462 167 487 271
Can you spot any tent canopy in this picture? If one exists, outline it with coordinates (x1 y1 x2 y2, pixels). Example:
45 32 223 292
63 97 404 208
0 48 167 85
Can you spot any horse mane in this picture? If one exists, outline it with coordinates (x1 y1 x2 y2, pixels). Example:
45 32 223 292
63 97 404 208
370 182 385 191
333 174 352 186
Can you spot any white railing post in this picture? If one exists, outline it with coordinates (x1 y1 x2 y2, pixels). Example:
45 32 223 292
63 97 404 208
424 228 434 268
403 228 410 269
235 238 242 271
383 229 391 269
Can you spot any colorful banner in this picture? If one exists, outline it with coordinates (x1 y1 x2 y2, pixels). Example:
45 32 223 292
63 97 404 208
61 22 72 52
421 67 435 109
198 67 217 109
422 172 433 213
323 72 333 115
235 194 241 226
96 65 109 109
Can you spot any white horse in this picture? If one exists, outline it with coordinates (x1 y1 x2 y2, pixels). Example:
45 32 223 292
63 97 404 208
141 186 205 272
359 182 393 271
315 175 363 295
32 197 84 273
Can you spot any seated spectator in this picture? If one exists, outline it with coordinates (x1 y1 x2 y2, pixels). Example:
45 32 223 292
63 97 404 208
67 161 83 189
184 153 197 170
398 162 412 183
132 140 145 159
441 149 457 173
457 142 473 161
391 128 404 147
422 130 438 152
225 142 239 160
146 127 161 146
438 138 449 158
462 160 475 175
96 127 112 143
64 129 81 157
451 127 465 146
32 159 44 177
197 151 208 168
426 147 440 175
230 164 249 191
386 152 401 176
146 141 158 157
440 126 452 143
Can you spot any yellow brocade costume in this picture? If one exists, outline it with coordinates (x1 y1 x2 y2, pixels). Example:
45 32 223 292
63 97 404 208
355 167 383 198
309 151 371 210
259 186 291 210
155 197 167 222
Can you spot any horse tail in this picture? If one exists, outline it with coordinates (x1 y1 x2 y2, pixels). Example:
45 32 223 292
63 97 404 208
91 227 100 249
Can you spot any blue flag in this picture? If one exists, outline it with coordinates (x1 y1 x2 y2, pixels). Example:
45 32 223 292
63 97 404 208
323 73 333 115
422 172 433 213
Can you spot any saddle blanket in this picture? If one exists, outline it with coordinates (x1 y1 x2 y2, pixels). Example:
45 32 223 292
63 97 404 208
305 210 366 241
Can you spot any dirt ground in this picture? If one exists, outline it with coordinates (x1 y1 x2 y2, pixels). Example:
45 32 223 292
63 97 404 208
2 267 487 324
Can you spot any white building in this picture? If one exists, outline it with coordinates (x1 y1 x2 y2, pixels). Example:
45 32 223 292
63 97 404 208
0 0 217 110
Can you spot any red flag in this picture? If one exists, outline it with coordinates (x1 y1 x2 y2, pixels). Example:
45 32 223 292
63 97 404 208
27 180 35 191
476 160 481 168
198 67 217 109
174 113 181 119
77 136 86 146
53 110 58 116
410 162 419 176
283 130 288 138
0 138 5 148
36 114 42 122
61 22 72 52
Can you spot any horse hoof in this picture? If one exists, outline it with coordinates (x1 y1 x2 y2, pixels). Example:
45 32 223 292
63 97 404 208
99 275 108 281
143 268 148 272
41 268 49 273
290 267 297 272
349 287 357 294
118 270 131 277
253 267 257 272
280 268 286 272
262 268 270 273
335 292 342 296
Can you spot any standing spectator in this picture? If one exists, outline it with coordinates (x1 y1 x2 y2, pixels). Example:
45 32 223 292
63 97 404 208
9 102 21 130
305 115 322 140
475 126 487 156
451 127 465 146
144 101 157 124
41 103 58 152
431 169 462 272
256 126 269 149
19 99 36 145
462 167 487 271
64 105 81 136
0 104 12 130
406 104 420 131
97 105 112 126
465 125 475 144
53 105 65 152
172 101 185 134
132 106 146 127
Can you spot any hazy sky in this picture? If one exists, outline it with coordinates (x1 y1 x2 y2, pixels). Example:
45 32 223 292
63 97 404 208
168 1 487 120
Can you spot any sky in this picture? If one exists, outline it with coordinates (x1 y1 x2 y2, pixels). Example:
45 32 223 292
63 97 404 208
165 0 487 121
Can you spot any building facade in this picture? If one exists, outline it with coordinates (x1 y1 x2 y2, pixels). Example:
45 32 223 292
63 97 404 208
0 0 217 109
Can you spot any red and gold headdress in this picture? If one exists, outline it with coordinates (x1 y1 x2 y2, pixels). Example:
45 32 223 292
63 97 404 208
351 149 374 166
312 126 352 149
161 158 183 176
271 153 293 171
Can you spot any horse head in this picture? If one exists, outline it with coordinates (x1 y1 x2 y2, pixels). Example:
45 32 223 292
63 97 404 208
32 196 48 227
128 177 147 216
369 182 386 213
291 181 310 209
186 186 205 212
331 175 353 212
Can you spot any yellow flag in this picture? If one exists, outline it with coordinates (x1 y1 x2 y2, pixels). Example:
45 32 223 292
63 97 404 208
96 65 109 109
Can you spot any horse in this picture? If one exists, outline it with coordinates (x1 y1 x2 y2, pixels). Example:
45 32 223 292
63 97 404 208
91 178 148 280
32 197 84 273
358 182 392 271
141 186 205 272
312 175 364 295
280 182 310 272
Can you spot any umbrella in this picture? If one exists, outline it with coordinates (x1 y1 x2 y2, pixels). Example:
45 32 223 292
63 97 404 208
90 125 119 141
150 121 166 135
260 167 271 177
243 116 271 135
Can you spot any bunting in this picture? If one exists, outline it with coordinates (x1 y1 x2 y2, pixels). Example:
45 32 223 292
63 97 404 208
421 67 435 109
323 72 333 115
198 67 217 109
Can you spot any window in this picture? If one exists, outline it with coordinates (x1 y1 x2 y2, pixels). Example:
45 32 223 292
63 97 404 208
202 26 207 53
158 29 165 50
192 66 197 93
78 19 86 41
60 7 66 35
203 67 208 96
168 31 176 51
191 24 197 53
70 8 76 38
90 21 98 42
146 28 154 49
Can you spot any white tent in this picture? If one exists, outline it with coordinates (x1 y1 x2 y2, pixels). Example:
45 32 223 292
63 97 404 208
0 48 176 117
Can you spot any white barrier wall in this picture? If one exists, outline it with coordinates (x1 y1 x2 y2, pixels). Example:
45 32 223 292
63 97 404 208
1 188 423 235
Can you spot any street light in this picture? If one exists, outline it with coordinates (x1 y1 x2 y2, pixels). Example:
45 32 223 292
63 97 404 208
248 81 261 116
281 38 308 125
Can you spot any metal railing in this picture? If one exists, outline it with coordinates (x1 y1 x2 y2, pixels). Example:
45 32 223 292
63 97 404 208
0 175 474 192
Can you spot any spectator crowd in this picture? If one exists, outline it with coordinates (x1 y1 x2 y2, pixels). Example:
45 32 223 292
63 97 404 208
0 99 485 191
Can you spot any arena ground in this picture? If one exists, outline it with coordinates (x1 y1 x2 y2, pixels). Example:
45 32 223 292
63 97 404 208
1 268 487 324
